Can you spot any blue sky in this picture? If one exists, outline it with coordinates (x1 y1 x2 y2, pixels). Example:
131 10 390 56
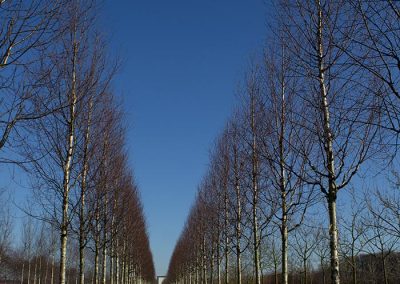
99 0 269 275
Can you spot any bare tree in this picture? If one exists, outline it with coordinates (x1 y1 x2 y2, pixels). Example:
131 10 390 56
290 225 320 284
347 0 400 136
210 130 232 284
0 3 154 284
0 0 62 161
363 195 400 284
24 2 102 283
0 189 12 270
260 232 280 284
240 65 265 284
260 41 315 284
366 171 400 240
274 1 380 283
21 216 37 284
73 40 116 284
227 118 248 284
314 226 330 284
339 191 369 284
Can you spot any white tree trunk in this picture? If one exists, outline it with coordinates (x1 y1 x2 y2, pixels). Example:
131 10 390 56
316 2 340 283
21 263 25 284
60 34 78 284
250 94 261 284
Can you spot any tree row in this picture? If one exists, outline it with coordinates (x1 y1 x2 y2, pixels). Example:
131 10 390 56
0 1 155 283
166 1 400 284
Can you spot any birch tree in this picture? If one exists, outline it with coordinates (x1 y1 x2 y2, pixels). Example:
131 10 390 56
0 190 12 271
261 42 314 284
227 118 248 284
73 39 116 284
275 1 379 283
25 1 100 283
339 191 369 284
240 66 264 284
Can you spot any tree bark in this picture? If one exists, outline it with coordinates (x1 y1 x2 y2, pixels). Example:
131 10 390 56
51 256 54 284
251 94 261 284
316 1 340 283
351 254 357 284
60 32 78 284
280 64 288 284
28 259 31 284
20 262 25 284
94 215 100 284
102 245 107 284
327 196 340 284
80 96 93 284
224 184 229 284
233 142 242 284
102 195 108 284
116 250 120 284
382 254 388 284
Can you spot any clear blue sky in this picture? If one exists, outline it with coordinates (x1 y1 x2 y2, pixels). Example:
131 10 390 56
99 0 269 276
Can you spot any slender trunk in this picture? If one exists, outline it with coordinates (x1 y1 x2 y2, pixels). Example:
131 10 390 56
224 187 229 284
60 32 78 284
102 244 107 284
195 255 199 284
94 235 100 284
216 240 221 284
317 2 340 283
110 253 114 284
127 263 131 284
110 193 118 284
280 43 289 284
252 153 261 284
235 242 241 284
202 237 207 284
44 257 49 284
251 95 261 284
51 256 54 284
38 256 42 284
321 258 326 284
122 262 129 283
80 96 93 284
327 197 339 284
233 143 242 284
281 217 288 284
210 246 214 284
382 255 388 284
116 250 120 284
79 230 86 284
120 263 123 284
102 197 108 284
94 199 101 284
21 262 25 284
351 254 357 284
34 259 38 284
28 259 31 284
236 247 241 284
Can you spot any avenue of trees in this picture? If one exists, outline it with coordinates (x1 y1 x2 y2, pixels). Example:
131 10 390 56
0 1 155 284
165 1 400 284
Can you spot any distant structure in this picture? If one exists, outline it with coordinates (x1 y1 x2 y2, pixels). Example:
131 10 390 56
157 276 166 284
